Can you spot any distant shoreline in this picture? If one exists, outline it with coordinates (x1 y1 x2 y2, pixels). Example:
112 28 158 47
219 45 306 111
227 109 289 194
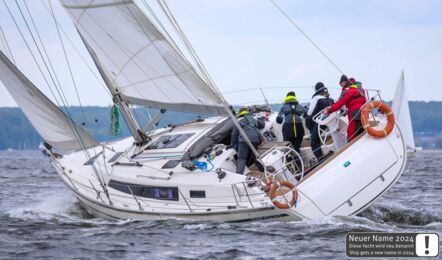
2 101 442 150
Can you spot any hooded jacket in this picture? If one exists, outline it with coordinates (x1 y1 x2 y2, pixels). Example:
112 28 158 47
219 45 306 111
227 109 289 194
231 113 264 144
307 88 334 118
276 95 305 125
329 83 367 117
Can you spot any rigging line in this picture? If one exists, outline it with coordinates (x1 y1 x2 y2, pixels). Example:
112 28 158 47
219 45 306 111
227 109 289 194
2 0 91 155
13 1 91 152
157 0 211 85
1 0 61 106
140 0 187 61
0 25 16 64
69 7 177 104
122 3 202 103
141 1 213 103
27 0 110 161
158 0 262 160
20 1 100 161
222 86 314 94
141 0 206 82
11 1 108 190
40 0 110 96
5 1 89 157
146 107 153 121
132 4 210 103
269 0 344 75
132 105 151 128
15 0 72 110
47 0 86 123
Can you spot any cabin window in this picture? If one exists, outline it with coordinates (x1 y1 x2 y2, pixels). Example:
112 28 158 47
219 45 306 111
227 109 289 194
147 133 195 150
108 180 179 201
190 190 206 198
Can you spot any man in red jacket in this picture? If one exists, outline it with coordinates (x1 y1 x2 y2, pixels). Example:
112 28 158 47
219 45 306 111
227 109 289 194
325 75 367 141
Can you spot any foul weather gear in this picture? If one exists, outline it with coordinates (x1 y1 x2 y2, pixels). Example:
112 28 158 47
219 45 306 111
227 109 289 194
307 88 334 159
231 114 265 174
329 82 367 141
276 97 306 152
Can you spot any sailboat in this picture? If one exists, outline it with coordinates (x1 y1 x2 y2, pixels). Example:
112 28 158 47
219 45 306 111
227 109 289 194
0 0 406 222
392 71 420 155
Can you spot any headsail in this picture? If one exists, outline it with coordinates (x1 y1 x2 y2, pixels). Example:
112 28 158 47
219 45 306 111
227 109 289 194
0 26 14 63
0 51 98 150
59 0 225 115
392 70 415 149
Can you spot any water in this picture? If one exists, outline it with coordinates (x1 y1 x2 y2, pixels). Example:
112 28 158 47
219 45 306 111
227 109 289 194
0 150 441 259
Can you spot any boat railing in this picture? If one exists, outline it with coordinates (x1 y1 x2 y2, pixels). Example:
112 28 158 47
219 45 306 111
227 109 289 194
222 86 382 108
57 164 269 212
313 89 384 149
51 148 283 213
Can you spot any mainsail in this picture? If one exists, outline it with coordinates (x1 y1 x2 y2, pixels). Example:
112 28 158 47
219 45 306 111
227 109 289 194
59 0 225 115
392 70 415 149
0 51 98 150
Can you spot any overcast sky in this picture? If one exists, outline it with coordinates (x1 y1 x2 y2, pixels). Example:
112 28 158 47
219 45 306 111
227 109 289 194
0 0 441 107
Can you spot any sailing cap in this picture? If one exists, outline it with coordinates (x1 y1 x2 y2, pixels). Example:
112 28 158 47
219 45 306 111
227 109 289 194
314 82 325 91
339 74 348 84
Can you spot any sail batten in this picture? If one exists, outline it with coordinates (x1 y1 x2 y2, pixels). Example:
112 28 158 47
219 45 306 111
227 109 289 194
60 0 225 115
0 51 98 150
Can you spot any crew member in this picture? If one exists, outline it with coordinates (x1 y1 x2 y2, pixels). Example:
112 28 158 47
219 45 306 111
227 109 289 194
306 82 334 159
231 107 265 174
325 75 366 141
276 91 306 152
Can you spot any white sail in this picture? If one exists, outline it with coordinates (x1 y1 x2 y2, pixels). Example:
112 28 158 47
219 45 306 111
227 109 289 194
0 27 14 63
0 51 98 151
59 0 225 115
392 70 415 149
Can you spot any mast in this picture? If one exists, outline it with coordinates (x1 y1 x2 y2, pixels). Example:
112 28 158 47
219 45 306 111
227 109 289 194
59 0 226 142
78 32 148 145
157 0 261 159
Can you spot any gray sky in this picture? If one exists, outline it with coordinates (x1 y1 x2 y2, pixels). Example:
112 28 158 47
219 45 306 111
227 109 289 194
0 0 441 107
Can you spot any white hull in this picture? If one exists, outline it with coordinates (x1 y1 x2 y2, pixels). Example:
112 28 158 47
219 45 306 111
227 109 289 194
75 194 296 223
0 0 406 223
46 114 406 222
286 126 406 218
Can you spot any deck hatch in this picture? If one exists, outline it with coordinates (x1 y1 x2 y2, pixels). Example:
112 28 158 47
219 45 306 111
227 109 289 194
108 152 124 163
161 160 181 169
147 133 194 150
108 180 179 201
84 151 103 165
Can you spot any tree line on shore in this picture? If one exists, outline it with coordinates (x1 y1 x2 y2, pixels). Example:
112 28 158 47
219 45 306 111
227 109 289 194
1 101 442 150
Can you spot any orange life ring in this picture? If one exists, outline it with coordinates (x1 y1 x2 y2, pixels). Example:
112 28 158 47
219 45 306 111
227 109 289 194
361 100 395 138
269 181 298 209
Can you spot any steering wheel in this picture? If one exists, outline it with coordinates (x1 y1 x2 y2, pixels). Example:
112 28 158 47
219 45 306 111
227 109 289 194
313 108 343 152
261 146 305 183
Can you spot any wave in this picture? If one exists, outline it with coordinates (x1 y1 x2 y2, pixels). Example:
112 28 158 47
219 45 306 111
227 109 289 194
3 191 138 227
358 202 442 226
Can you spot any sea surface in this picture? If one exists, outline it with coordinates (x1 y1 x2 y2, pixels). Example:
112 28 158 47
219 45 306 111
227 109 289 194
0 150 440 259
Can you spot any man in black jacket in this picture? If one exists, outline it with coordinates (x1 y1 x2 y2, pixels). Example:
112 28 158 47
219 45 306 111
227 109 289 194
276 91 306 153
306 82 334 159
231 107 265 174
